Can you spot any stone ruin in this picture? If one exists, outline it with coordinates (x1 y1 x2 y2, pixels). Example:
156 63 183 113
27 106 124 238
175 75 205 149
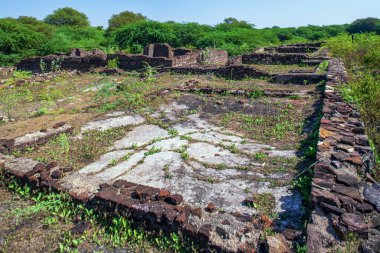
15 42 330 83
2 43 379 252
16 43 228 73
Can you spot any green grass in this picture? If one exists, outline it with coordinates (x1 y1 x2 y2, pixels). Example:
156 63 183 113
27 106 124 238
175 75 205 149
3 176 198 253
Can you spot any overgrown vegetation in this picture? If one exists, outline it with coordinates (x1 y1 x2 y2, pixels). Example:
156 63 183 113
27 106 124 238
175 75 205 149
0 174 197 252
326 33 380 178
2 8 373 65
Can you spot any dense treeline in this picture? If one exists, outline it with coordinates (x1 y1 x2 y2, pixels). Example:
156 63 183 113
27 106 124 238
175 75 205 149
0 7 379 66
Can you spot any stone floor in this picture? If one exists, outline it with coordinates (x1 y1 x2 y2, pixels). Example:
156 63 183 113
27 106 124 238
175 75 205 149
0 68 324 251
59 94 313 230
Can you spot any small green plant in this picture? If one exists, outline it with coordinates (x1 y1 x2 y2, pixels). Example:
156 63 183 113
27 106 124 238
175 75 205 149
180 135 192 141
201 47 212 65
291 173 313 202
110 159 117 166
247 193 276 215
107 58 119 69
51 57 64 72
216 163 228 170
254 152 268 161
227 143 238 153
12 70 32 79
142 62 157 81
295 244 307 253
318 60 329 72
144 146 161 157
168 128 179 137
39 59 47 73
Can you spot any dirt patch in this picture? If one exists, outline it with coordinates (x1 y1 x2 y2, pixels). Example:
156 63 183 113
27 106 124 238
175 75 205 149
0 113 99 139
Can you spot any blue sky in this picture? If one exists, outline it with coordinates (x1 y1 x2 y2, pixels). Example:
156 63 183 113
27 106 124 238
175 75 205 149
0 0 379 28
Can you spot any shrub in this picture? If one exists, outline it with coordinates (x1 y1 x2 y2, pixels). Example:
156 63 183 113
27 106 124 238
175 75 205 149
44 7 90 27
108 11 146 31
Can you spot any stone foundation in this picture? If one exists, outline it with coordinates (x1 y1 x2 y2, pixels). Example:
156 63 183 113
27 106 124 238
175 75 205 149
242 53 310 65
306 59 379 253
161 65 272 80
0 122 73 152
16 44 229 74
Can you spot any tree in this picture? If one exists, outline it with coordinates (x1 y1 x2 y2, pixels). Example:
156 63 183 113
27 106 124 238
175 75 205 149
108 11 146 31
44 7 90 27
347 18 380 34
0 18 45 54
216 17 255 31
17 16 54 36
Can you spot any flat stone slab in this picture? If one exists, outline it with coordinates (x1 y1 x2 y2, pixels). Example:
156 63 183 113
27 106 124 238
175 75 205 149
81 115 145 132
0 123 73 151
67 101 304 229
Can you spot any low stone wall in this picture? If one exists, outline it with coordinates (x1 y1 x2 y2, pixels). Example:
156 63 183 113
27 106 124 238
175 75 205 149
172 51 201 67
203 49 229 66
0 122 73 152
276 46 319 54
0 153 261 252
274 73 326 84
16 45 229 73
161 65 272 80
307 59 379 253
109 54 173 71
16 54 108 73
242 53 310 65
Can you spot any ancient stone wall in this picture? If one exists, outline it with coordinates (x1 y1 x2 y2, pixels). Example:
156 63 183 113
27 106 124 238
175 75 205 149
202 49 229 66
242 52 310 65
16 45 229 73
143 43 174 58
0 151 259 253
171 51 201 67
16 54 108 73
109 54 173 71
274 73 326 84
307 59 379 253
0 122 73 153
161 65 272 80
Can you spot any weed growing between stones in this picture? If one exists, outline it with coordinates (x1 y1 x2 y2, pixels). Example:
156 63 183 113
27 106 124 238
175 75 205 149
1 174 198 253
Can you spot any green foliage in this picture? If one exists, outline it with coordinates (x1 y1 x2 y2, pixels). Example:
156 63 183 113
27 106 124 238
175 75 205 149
4 178 196 252
0 17 106 65
318 60 329 72
341 73 380 157
44 7 90 27
113 20 346 56
108 11 146 31
38 26 106 55
0 18 46 55
0 86 33 119
347 17 380 34
327 34 380 178
326 33 380 70
292 172 313 202
107 58 119 69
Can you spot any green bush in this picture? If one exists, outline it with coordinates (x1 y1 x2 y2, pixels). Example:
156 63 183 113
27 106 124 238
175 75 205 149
326 33 380 70
327 33 380 178
44 7 90 27
38 26 106 55
108 11 146 31
0 18 46 55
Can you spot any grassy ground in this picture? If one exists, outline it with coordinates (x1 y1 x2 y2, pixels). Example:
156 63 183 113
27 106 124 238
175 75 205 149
0 175 196 253
0 64 325 252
